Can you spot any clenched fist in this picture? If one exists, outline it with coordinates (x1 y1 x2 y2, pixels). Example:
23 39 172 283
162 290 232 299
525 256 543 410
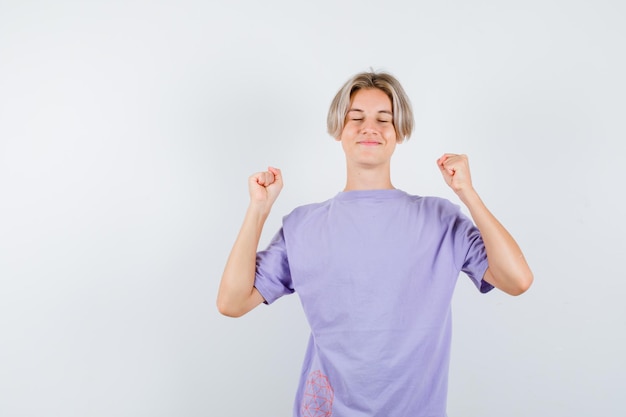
248 166 283 211
437 154 474 196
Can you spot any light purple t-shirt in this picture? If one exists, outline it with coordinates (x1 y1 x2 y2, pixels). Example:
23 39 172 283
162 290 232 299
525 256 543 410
254 189 492 417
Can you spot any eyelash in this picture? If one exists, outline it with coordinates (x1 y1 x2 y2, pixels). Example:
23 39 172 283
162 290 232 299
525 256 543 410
349 118 391 123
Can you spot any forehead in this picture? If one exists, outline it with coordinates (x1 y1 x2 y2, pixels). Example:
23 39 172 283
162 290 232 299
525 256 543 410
349 88 392 111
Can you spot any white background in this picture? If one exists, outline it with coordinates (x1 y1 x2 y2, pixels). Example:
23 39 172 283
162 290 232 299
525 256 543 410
1 1 624 416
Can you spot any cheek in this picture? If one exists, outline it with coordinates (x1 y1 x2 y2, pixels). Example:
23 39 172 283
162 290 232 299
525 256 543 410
384 127 397 141
340 125 356 139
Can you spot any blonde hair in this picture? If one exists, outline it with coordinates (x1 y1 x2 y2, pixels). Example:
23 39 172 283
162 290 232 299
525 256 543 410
327 71 414 142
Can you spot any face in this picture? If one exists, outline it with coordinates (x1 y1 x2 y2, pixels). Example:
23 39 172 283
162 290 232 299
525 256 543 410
339 88 397 169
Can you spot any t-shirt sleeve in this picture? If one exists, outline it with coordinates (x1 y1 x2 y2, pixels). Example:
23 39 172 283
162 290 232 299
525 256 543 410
452 211 494 294
253 227 294 304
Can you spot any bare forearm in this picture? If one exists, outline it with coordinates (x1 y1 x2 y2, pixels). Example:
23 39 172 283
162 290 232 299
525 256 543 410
437 154 532 295
459 189 533 295
217 167 283 317
217 204 268 316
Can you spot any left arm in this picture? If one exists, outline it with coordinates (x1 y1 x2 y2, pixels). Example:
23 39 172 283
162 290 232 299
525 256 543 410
438 154 533 296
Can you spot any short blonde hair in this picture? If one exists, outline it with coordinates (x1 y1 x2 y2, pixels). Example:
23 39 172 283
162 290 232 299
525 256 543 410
327 71 414 142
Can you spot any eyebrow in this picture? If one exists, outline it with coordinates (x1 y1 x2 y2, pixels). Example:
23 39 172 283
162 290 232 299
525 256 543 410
348 108 393 115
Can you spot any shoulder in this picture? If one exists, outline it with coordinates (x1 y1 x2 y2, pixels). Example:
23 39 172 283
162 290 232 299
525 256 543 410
402 192 461 218
283 198 333 226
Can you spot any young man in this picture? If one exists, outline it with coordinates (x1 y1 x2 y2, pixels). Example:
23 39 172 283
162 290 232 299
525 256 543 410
217 71 533 416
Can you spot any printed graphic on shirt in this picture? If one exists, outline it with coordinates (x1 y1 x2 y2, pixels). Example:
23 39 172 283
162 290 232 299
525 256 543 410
301 370 334 417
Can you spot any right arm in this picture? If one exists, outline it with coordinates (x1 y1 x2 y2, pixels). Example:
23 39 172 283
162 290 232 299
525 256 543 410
216 167 283 317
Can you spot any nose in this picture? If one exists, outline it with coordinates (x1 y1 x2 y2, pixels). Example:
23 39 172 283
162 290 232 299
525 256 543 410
359 118 378 135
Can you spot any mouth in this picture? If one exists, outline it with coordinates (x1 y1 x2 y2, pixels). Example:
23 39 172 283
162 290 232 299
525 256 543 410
357 140 382 146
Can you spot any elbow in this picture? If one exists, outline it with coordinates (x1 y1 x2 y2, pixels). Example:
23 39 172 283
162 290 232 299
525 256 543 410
508 271 534 296
486 265 534 296
216 296 245 318
219 309 245 318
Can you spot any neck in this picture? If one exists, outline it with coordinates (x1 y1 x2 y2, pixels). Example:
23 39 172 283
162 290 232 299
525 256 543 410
343 162 394 191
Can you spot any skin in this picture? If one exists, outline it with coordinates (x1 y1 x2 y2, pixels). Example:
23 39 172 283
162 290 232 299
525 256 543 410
216 167 280 317
217 88 533 318
338 88 397 190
